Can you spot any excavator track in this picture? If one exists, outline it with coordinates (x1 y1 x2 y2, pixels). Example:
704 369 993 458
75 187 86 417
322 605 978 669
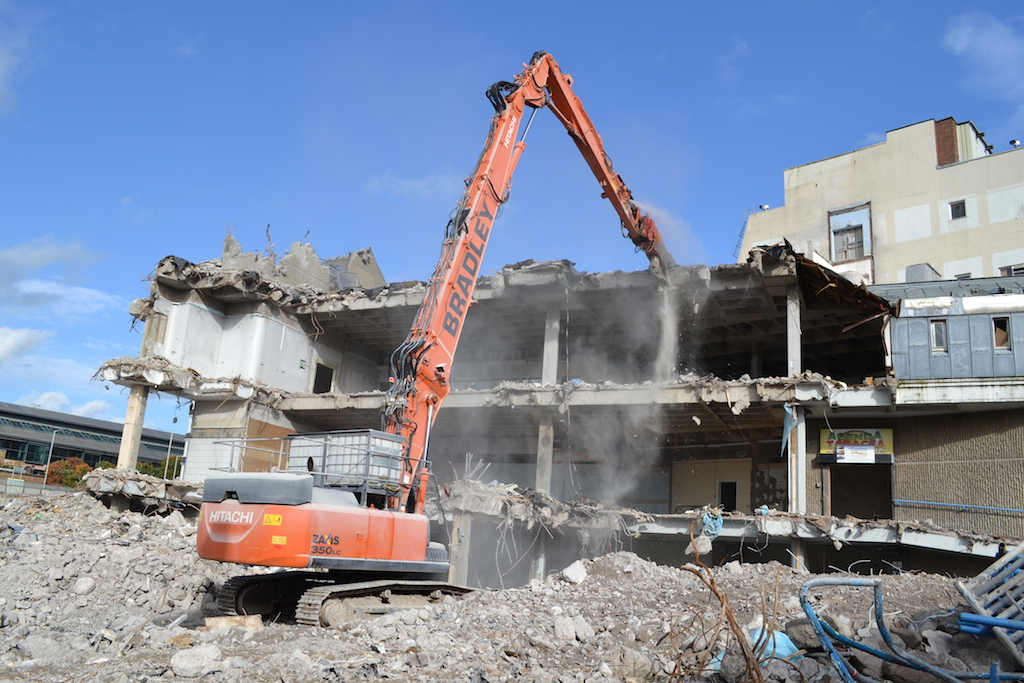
216 573 472 626
216 572 335 620
296 579 473 627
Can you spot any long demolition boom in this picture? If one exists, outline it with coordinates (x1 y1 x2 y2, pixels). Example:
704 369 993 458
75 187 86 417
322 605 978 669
382 51 675 512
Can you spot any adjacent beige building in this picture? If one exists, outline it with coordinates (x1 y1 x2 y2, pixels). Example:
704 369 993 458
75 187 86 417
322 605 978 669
740 118 1024 285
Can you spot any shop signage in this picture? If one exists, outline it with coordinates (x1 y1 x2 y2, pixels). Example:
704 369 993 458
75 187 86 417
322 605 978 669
819 428 893 464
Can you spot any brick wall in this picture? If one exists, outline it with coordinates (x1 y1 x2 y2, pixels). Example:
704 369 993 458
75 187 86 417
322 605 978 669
934 117 959 167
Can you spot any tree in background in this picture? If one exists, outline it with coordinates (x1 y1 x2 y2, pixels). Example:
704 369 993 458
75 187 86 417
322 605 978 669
136 456 182 480
47 457 93 488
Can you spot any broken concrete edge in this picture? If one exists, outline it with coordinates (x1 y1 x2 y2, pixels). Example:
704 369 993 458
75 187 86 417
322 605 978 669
137 253 719 322
152 237 385 296
71 467 1020 561
96 352 882 414
80 468 203 507
437 479 1020 559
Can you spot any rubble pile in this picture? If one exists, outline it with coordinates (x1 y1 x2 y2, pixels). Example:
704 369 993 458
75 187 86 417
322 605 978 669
1 491 1019 682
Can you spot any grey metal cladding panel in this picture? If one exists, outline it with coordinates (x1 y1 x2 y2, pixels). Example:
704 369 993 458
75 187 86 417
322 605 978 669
949 317 973 378
907 318 932 379
994 352 1016 376
1014 313 1024 376
969 315 995 378
930 352 952 378
890 319 911 378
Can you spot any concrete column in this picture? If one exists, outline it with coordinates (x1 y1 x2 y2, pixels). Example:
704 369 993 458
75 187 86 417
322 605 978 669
822 464 832 516
447 511 472 585
541 304 560 385
117 385 149 470
787 402 807 570
535 304 560 494
750 342 762 377
786 284 806 569
532 305 560 581
536 420 554 493
786 284 801 377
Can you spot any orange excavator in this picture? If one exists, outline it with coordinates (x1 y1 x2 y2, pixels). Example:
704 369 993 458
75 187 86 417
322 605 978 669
197 51 674 625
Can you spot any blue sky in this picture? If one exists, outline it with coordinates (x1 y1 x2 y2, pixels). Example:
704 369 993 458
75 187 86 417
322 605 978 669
1 2 1023 433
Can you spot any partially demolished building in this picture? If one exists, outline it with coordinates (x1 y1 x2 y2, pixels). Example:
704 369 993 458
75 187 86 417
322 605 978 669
100 233 1023 581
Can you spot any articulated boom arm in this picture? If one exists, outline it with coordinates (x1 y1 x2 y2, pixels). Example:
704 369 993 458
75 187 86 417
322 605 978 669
382 52 675 513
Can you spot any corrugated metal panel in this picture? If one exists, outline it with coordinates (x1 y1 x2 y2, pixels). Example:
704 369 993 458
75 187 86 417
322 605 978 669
994 351 1016 376
891 319 910 378
908 318 931 379
970 316 995 377
950 317 973 377
930 349 952 378
1015 313 1024 376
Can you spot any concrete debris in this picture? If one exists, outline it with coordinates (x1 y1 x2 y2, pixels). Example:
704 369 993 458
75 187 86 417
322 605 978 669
562 560 588 585
81 469 203 511
444 479 1016 560
443 478 650 535
96 355 289 406
1 490 1019 682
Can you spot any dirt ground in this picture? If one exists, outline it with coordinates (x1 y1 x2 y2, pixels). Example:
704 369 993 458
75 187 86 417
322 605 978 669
1 490 1019 682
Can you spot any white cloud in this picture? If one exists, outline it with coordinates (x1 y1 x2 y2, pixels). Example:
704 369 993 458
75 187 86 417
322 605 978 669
16 390 70 412
71 399 112 418
119 195 155 226
944 13 1024 103
718 38 749 86
0 237 98 291
0 8 31 114
860 9 895 37
0 238 125 319
13 279 126 319
3 353 103 387
729 98 765 119
771 94 804 108
177 41 198 58
0 326 53 364
364 171 463 203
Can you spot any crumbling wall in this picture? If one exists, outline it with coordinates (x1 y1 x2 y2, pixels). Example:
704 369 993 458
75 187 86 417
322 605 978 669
894 408 1024 538
221 235 384 292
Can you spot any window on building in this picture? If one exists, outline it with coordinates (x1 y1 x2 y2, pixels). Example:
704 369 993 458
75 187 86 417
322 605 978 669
313 362 335 394
931 320 948 352
1000 264 1024 277
828 205 871 263
994 317 1011 349
950 200 967 220
954 273 972 280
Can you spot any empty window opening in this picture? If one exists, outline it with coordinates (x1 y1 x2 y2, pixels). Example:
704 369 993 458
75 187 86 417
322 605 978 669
1000 264 1024 277
718 481 738 512
931 320 948 352
954 273 972 280
950 200 967 220
313 363 335 394
994 318 1011 350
